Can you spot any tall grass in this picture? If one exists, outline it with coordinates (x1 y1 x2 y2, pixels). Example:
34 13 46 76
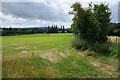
2 33 118 78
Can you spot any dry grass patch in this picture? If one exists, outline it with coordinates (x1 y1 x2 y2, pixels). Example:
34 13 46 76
40 49 70 63
3 49 70 63
15 45 30 50
3 50 41 61
40 52 60 63
91 60 118 77
10 44 18 46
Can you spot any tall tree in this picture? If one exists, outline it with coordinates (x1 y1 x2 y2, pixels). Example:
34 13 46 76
71 2 111 43
71 2 111 50
62 25 65 33
93 3 111 42
48 26 50 33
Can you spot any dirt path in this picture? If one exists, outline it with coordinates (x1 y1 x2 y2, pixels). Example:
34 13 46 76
78 51 118 78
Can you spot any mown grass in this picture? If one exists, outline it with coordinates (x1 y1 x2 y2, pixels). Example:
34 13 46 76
2 33 118 78
2 33 72 55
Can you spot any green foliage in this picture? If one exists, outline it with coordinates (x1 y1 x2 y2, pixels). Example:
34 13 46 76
47 25 58 33
90 42 110 54
109 43 118 58
108 23 120 36
93 3 111 42
71 2 111 51
71 2 95 41
72 35 88 50
89 42 118 58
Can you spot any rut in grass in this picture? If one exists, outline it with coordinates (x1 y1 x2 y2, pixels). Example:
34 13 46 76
78 51 118 77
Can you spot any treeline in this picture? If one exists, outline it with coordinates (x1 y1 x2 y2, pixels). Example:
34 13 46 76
1 23 119 36
1 25 72 36
47 25 65 33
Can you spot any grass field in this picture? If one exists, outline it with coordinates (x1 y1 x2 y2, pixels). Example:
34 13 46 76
2 33 118 78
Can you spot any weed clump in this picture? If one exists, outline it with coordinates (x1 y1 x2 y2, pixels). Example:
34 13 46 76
72 35 88 50
72 36 118 57
90 42 110 54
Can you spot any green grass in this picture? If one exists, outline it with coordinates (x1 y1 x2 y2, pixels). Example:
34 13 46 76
52 51 109 78
2 33 118 78
90 43 119 69
2 33 72 55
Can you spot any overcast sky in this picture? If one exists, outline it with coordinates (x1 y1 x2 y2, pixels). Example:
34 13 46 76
1 0 119 28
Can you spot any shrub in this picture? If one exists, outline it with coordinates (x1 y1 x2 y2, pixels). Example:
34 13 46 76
90 42 110 54
72 35 89 50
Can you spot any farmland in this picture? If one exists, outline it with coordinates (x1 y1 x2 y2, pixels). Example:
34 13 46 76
2 33 119 78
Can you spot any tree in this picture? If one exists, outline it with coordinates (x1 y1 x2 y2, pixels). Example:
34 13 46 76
61 26 62 30
71 2 111 50
55 25 58 33
48 26 50 33
9 27 12 30
51 25 54 33
93 3 111 42
71 2 95 42
62 25 65 33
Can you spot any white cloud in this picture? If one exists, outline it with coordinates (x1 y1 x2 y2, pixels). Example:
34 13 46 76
1 0 119 28
0 11 72 28
2 2 72 22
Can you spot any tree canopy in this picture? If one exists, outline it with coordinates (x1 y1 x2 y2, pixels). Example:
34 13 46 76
71 2 111 43
71 2 111 51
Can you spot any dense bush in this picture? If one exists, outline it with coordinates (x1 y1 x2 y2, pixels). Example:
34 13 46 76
90 42 110 54
72 36 119 58
72 35 89 50
91 42 118 57
72 36 111 54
